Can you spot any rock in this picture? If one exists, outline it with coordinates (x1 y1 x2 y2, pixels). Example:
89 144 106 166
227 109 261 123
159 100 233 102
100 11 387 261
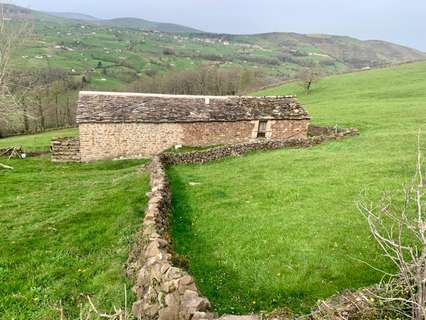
165 292 180 306
132 300 144 318
217 316 260 320
143 303 161 317
159 305 180 320
132 300 161 319
160 263 172 274
182 290 211 312
145 240 163 258
192 311 215 320
179 275 194 286
162 280 178 293
165 267 185 280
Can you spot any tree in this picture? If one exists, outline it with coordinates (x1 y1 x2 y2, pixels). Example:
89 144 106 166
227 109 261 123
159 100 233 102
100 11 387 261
296 63 320 95
0 3 32 131
358 133 426 319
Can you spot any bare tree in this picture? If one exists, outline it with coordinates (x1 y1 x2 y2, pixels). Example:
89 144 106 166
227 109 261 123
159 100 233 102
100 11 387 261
296 64 320 95
0 2 32 130
358 132 426 319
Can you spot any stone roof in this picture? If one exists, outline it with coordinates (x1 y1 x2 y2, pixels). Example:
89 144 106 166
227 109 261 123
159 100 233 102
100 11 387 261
76 91 310 124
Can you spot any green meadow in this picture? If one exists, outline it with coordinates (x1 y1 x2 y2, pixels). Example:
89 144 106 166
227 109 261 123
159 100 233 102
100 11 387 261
1 61 426 318
0 128 78 152
0 134 148 318
168 61 426 315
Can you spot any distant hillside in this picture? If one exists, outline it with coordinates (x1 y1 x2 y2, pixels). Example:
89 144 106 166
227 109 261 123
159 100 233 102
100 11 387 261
48 12 100 21
3 3 426 92
97 17 203 33
240 32 426 68
2 4 203 33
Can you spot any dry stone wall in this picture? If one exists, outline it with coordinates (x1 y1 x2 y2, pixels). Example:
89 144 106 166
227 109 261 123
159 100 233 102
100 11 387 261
51 137 80 162
161 129 358 166
128 157 216 320
308 124 358 138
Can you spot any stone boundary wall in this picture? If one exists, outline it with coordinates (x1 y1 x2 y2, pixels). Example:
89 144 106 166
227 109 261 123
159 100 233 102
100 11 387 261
161 127 359 166
308 124 358 138
128 157 216 320
0 147 48 157
51 137 81 162
128 126 361 320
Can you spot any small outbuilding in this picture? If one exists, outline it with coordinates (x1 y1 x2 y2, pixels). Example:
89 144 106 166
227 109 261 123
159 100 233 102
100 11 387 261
76 91 310 162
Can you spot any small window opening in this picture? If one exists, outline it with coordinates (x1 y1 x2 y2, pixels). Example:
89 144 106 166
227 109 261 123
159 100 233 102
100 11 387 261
257 120 268 138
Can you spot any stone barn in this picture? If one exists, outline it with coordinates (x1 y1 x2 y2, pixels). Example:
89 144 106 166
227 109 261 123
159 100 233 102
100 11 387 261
76 91 310 162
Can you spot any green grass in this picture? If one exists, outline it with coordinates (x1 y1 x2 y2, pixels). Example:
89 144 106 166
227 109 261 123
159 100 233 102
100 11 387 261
168 61 426 315
0 128 78 152
0 155 148 319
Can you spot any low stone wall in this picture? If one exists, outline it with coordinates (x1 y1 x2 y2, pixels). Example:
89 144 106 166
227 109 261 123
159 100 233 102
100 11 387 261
51 137 81 162
308 124 358 138
161 127 358 166
128 157 215 320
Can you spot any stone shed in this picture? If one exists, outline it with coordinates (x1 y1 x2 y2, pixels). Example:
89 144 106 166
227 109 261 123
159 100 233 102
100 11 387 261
76 91 310 162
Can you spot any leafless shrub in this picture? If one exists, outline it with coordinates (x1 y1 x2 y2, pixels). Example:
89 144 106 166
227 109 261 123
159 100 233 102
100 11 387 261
358 132 426 319
56 285 133 320
0 2 33 130
296 63 321 95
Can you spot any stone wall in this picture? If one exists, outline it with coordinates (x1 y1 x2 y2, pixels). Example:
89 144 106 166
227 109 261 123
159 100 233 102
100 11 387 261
161 127 357 166
128 157 215 320
128 127 359 320
79 123 183 162
51 137 80 162
308 124 358 138
78 120 309 162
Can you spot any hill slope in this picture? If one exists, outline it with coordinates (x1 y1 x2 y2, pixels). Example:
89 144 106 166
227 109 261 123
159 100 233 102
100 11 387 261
48 11 100 21
97 17 203 33
3 4 202 33
168 61 426 315
4 3 426 91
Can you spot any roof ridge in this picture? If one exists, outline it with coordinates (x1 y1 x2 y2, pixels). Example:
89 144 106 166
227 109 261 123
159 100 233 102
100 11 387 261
79 91 296 99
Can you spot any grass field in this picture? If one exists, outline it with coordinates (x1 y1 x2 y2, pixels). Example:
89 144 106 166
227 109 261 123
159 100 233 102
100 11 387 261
0 128 79 152
0 135 148 319
168 61 426 315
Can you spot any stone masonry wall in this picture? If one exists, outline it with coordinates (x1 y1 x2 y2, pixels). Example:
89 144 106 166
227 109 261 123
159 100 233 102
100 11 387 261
308 124 357 138
78 120 309 162
180 121 256 146
161 126 358 166
128 127 359 320
270 120 309 140
51 137 80 162
128 157 215 320
79 123 184 162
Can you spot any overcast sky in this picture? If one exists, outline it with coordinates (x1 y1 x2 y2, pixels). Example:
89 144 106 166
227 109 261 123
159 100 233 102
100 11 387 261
12 0 426 51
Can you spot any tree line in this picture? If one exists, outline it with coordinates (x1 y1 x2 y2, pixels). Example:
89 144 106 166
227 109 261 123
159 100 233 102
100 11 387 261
130 66 268 96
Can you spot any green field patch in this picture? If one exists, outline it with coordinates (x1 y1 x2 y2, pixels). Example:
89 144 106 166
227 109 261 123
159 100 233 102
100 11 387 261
0 155 148 318
169 61 426 315
0 128 79 152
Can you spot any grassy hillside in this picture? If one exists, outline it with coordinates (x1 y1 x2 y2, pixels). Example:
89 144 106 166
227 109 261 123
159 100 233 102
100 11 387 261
97 17 203 33
0 135 148 318
168 61 426 315
0 128 78 152
5 4 425 92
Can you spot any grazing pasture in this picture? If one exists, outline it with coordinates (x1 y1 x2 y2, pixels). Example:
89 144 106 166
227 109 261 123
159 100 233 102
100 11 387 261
0 135 148 318
0 128 78 152
168 61 426 315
